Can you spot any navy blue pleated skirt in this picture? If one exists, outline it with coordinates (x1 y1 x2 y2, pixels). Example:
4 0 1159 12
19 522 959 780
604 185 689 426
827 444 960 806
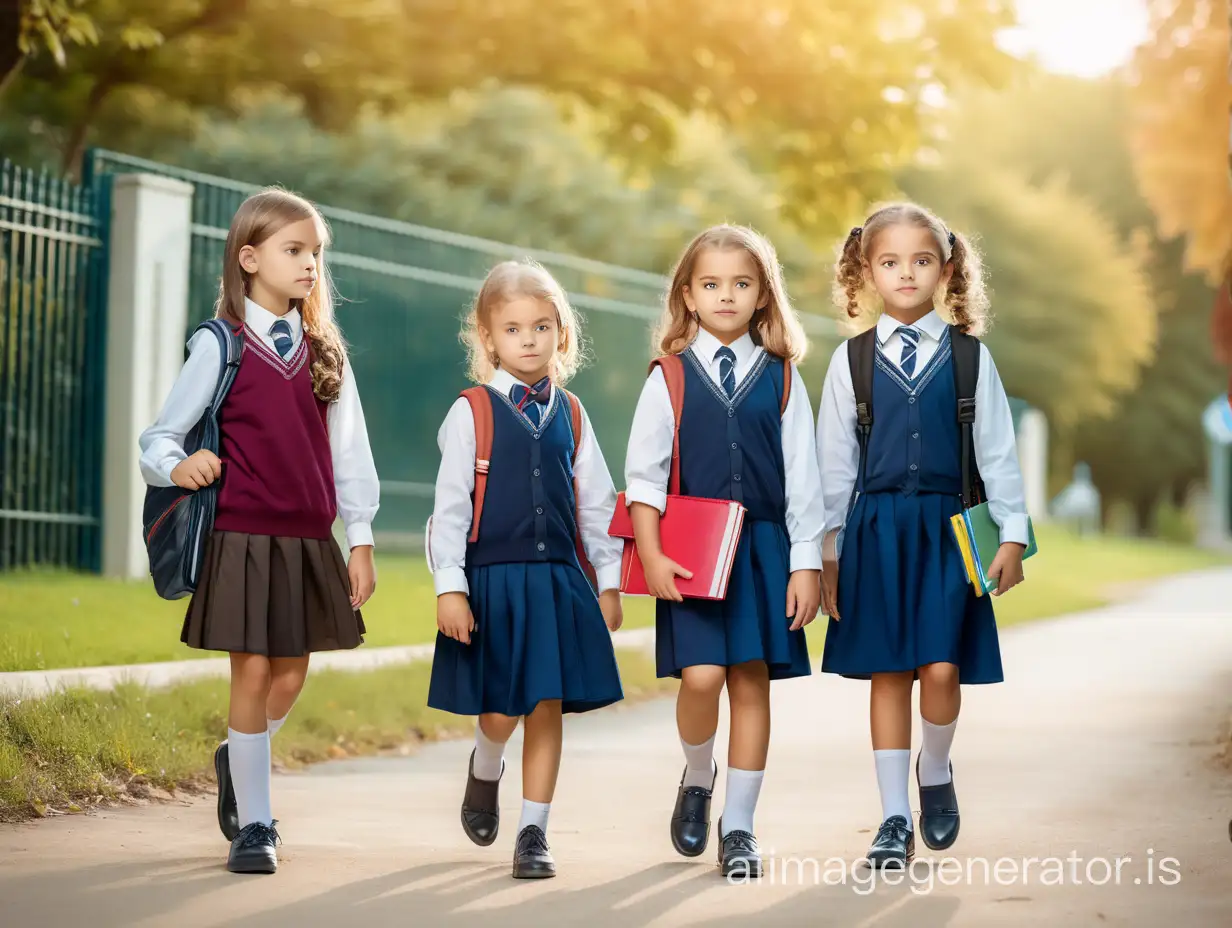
427 561 624 716
656 519 811 681
821 491 1003 684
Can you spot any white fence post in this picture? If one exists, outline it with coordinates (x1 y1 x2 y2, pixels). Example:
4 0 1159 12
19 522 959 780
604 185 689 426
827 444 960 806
101 173 195 580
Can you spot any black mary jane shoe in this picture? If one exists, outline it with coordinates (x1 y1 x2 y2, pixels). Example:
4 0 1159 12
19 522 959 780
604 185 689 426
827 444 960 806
214 741 239 842
670 761 717 857
917 756 960 851
512 825 556 879
461 749 504 847
865 814 914 869
716 817 763 879
227 820 281 874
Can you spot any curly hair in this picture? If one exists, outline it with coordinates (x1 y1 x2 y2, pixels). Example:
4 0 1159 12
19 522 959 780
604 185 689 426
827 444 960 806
833 202 990 336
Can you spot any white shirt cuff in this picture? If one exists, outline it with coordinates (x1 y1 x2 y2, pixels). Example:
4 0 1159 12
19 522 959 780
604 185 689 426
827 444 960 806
624 481 667 514
345 522 374 550
789 541 823 573
998 514 1031 548
594 560 622 594
433 566 470 597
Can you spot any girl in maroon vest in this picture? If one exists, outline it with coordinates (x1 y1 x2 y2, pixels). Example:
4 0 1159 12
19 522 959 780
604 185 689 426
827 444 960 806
139 189 379 874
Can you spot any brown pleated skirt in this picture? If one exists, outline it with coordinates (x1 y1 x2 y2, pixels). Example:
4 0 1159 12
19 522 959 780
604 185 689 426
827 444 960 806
182 531 365 656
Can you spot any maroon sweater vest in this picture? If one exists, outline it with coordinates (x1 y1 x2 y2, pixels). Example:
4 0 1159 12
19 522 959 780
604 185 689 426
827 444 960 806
213 329 336 539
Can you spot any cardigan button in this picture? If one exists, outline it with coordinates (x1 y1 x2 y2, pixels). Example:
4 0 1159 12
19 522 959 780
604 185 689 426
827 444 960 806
731 442 738 450
912 432 919 439
908 396 916 405
727 408 735 417
909 464 918 472
733 474 742 482
537 542 546 552
532 468 540 477
536 507 544 515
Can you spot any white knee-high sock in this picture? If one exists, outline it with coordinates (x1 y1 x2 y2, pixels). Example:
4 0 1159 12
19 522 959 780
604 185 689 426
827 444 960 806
472 724 506 781
720 768 764 836
517 799 550 834
919 718 957 787
267 712 289 739
228 728 272 828
874 749 912 827
681 734 717 790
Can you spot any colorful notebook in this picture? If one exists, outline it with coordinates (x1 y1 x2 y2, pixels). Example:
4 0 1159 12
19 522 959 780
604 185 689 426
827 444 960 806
608 492 746 601
949 502 1038 597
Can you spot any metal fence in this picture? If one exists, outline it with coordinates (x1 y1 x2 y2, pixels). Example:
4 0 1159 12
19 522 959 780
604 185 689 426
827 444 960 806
83 149 841 547
0 158 109 569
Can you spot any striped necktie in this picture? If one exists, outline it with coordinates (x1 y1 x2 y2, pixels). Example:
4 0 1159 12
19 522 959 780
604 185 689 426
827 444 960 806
897 326 920 378
269 318 293 358
715 346 736 398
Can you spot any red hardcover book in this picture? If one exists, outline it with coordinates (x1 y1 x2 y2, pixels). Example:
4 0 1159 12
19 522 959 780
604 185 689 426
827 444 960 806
608 492 746 600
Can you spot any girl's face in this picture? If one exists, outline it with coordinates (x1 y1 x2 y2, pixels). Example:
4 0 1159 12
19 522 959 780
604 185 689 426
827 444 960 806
481 296 561 384
683 246 766 345
865 223 952 320
239 216 324 311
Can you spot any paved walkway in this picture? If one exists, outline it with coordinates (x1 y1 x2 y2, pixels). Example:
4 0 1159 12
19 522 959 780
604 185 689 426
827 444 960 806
2 571 1231 926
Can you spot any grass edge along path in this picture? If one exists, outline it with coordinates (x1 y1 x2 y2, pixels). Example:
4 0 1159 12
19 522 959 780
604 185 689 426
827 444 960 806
0 647 673 824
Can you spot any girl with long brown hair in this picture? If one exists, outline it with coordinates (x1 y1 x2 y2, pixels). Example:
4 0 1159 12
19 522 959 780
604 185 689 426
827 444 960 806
623 225 825 878
139 188 379 874
816 202 1028 869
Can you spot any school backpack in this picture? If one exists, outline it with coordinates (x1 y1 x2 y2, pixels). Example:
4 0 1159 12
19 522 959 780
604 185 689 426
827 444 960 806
462 384 597 588
143 319 244 600
845 325 985 514
649 352 793 494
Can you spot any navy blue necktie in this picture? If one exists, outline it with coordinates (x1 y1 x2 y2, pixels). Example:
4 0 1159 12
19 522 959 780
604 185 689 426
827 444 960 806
897 326 920 378
715 346 736 398
270 318 293 358
512 377 552 427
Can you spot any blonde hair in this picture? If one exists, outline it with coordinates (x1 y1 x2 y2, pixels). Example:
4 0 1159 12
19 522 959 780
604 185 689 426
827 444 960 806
216 188 347 402
462 259 585 384
833 202 990 336
654 225 808 362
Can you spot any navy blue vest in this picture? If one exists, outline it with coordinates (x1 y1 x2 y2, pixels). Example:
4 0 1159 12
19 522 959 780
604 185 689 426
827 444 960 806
677 349 787 524
860 327 963 496
466 387 580 567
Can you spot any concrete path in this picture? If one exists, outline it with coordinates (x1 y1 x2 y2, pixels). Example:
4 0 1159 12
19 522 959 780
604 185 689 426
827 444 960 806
2 571 1231 927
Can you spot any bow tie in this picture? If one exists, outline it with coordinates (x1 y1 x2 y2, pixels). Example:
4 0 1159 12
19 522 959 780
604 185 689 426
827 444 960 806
511 377 552 409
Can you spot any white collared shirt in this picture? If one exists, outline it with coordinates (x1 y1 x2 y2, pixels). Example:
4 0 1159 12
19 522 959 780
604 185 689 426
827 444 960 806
427 368 625 597
137 297 380 550
623 329 825 572
815 310 1030 545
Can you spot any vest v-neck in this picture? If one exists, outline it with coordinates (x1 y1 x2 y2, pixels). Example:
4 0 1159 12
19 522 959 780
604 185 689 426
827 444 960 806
242 324 308 380
874 325 951 397
684 347 770 411
488 384 560 438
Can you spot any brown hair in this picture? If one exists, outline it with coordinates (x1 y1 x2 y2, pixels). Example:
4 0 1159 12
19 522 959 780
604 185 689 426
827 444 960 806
654 224 807 362
215 188 347 402
833 202 990 336
462 259 585 384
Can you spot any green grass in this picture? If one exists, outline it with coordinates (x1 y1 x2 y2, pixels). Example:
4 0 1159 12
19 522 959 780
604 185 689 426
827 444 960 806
1 526 1226 672
0 647 672 821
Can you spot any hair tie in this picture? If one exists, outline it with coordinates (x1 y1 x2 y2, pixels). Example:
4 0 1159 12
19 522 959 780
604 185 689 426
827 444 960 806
850 227 863 238
947 231 956 247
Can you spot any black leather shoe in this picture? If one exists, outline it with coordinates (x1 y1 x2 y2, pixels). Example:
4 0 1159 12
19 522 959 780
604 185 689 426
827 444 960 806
717 818 762 879
866 815 914 869
227 820 280 874
670 762 716 857
214 742 239 842
460 749 503 846
917 756 960 851
512 825 556 879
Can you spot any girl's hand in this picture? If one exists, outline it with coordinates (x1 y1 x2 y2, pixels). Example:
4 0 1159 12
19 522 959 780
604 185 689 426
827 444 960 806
987 542 1026 596
787 569 821 631
437 592 476 644
821 529 840 620
348 545 376 608
170 449 221 490
643 552 693 602
599 589 623 631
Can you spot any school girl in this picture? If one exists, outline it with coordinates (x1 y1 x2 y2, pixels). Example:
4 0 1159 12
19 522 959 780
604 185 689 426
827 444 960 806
425 259 625 880
139 189 379 874
624 225 825 878
816 202 1029 868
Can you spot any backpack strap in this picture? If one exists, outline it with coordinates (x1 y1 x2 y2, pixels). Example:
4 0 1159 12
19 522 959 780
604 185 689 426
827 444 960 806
195 319 244 415
950 326 986 508
780 356 792 416
845 328 877 518
462 385 494 544
649 355 685 495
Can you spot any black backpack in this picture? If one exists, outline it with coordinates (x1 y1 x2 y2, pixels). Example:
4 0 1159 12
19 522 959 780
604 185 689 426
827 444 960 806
845 325 986 519
142 319 244 600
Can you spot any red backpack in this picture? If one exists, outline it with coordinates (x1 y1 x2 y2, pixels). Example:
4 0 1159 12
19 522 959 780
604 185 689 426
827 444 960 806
462 385 597 586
